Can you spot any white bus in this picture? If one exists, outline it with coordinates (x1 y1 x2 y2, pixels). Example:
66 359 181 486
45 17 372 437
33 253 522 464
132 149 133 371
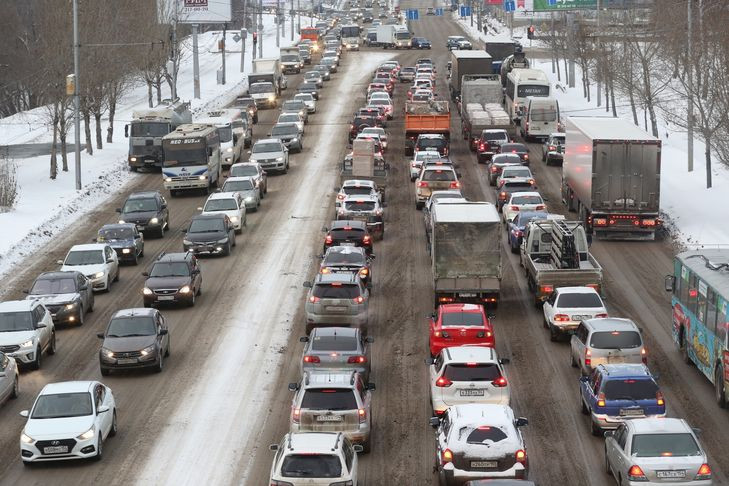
504 68 551 124
341 24 361 50
522 97 561 141
162 124 222 196
196 109 246 168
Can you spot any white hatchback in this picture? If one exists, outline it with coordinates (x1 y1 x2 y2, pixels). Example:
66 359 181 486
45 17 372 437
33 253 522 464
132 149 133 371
542 286 607 341
501 191 545 223
200 192 246 233
59 243 119 292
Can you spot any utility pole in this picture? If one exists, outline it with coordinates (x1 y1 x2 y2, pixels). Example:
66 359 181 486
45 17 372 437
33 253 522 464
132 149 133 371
221 24 227 85
291 0 294 40
171 2 178 100
687 0 694 172
297 0 301 33
259 0 264 58
477 0 482 34
241 0 247 72
550 12 555 74
276 0 280 47
596 0 601 107
72 0 81 190
193 24 201 98
469 0 473 27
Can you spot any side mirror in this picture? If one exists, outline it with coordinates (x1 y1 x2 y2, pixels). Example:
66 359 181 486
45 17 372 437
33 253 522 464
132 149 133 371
353 444 364 453
664 275 676 292
57 259 64 265
366 382 376 391
369 254 375 260
424 357 435 365
366 336 375 343
35 324 47 329
429 416 440 428
603 430 615 438
515 417 529 427
161 203 167 209
106 258 114 264
97 405 110 414
269 444 279 451
159 328 169 335
303 281 312 288
115 208 122 213
19 410 29 418
299 336 309 343
96 332 105 339
124 125 129 137
288 382 299 392
22 289 29 294
498 358 511 365
487 313 496 320
142 272 150 277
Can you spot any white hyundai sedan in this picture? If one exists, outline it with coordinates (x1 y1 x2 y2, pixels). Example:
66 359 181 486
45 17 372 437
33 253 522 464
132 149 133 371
20 381 117 464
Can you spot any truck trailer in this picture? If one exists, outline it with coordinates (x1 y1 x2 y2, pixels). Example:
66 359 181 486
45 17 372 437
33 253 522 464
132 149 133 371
448 51 493 100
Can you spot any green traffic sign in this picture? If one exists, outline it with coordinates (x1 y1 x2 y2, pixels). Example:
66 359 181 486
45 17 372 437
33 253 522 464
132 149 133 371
533 0 597 11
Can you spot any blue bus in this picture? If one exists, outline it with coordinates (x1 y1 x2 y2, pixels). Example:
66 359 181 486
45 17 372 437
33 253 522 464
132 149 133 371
665 248 729 407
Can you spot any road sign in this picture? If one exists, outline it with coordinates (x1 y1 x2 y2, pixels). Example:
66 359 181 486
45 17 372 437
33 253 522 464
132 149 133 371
504 0 515 12
548 0 557 4
241 28 248 39
459 5 471 17
406 9 419 20
435 7 443 15
534 0 596 10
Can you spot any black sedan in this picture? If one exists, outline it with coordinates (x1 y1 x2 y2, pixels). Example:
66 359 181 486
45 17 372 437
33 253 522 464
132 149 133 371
25 271 94 326
297 81 320 100
499 142 531 165
412 37 431 49
97 308 170 375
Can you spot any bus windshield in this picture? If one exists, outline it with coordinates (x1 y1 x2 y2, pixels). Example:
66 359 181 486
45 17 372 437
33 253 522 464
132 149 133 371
163 139 208 167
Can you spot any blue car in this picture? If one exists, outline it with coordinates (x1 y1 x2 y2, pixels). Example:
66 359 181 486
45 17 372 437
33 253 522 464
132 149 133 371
505 211 548 253
579 364 665 436
412 37 431 49
95 223 144 265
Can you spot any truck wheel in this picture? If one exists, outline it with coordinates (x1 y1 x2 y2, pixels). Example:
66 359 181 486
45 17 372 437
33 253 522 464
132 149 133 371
716 366 727 408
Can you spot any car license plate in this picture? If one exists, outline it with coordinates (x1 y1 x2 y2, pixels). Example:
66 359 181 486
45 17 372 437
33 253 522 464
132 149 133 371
459 389 485 397
117 358 137 365
619 408 644 416
571 315 589 321
157 296 175 301
341 242 355 246
317 415 342 422
608 356 625 363
459 293 476 298
326 306 347 312
471 460 497 468
656 470 685 479
43 446 68 454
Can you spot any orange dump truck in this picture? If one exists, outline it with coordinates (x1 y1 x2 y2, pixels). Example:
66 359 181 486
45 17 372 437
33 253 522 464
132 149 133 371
404 101 450 155
300 27 321 51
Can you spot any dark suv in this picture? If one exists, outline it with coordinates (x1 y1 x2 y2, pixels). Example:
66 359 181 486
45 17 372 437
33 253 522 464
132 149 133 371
117 191 169 238
142 252 202 307
234 95 258 124
323 220 373 255
25 271 94 326
349 116 379 142
415 134 449 156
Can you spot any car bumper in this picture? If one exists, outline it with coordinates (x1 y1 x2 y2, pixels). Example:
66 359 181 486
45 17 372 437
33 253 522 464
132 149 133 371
5 347 37 365
243 198 258 209
113 247 139 262
183 243 229 255
257 160 287 171
442 462 527 482
129 157 162 168
591 411 666 430
291 424 370 444
21 436 100 463
164 179 209 190
87 274 109 291
144 291 193 306
49 306 83 325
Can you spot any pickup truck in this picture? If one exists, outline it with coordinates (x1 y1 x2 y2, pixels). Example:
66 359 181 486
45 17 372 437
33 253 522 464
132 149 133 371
520 218 604 305
341 139 388 201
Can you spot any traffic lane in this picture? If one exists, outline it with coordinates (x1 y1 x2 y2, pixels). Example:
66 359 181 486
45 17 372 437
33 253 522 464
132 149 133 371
0 69 316 483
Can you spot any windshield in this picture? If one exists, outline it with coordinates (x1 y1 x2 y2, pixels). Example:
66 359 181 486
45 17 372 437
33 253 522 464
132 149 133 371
230 165 258 177
64 250 104 265
466 426 508 444
343 187 373 196
341 26 360 37
422 170 455 182
188 218 225 233
441 312 484 327
530 107 557 122
631 433 701 457
235 98 255 108
163 145 207 167
444 364 501 382
299 83 317 90
501 144 527 153
295 94 313 102
204 199 238 211
130 121 170 137
122 198 157 213
590 331 642 349
313 284 360 299
301 388 357 410
149 262 190 277
344 201 376 211
511 195 543 205
396 32 411 39
106 316 156 337
603 379 659 401
32 392 93 419
362 129 384 137
249 83 274 94
0 312 34 332
557 293 604 308
222 179 254 191
282 55 300 62
418 139 446 149
281 454 342 478
311 334 358 351
272 125 299 137
30 278 76 295
98 227 134 241
283 101 305 111
278 114 300 123
504 182 534 191
253 143 282 153
323 252 365 266
483 131 509 141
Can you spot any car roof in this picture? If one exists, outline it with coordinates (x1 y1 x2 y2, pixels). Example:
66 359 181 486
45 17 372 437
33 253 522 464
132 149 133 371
111 307 157 319
36 270 83 280
0 300 35 312
68 243 107 251
40 380 96 395
206 192 238 201
419 134 445 139
510 191 541 198
315 272 359 284
127 191 159 199
311 326 360 339
443 346 498 362
286 432 343 453
342 179 376 188
450 404 515 427
305 370 356 387
255 138 283 145
224 176 256 184
596 363 652 379
583 317 639 332
325 245 367 257
331 220 366 229
99 223 137 232
556 286 601 295
627 418 692 435
231 162 260 169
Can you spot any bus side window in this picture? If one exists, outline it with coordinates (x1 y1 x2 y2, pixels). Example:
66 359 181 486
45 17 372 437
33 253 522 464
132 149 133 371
688 273 698 315
707 289 718 334
679 264 689 301
718 301 729 350
697 282 708 324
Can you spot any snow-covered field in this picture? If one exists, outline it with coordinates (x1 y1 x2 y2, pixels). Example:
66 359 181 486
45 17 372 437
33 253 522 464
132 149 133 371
0 14 309 278
454 13 729 245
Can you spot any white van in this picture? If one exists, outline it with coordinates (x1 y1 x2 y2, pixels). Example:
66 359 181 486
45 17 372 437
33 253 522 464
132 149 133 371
522 97 560 141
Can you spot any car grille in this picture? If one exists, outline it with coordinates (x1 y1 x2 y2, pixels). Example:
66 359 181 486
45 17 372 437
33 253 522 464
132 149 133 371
153 288 179 295
45 304 63 313
453 453 517 472
0 345 19 353
115 350 143 358
36 438 77 455
258 158 277 164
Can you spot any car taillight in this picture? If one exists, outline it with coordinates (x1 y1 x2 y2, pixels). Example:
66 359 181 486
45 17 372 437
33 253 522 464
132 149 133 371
479 143 485 150
325 235 333 245
362 235 371 244
434 330 450 338
696 463 712 480
540 285 553 294
641 347 647 364
320 267 331 274
303 355 320 363
593 217 608 226
352 295 365 304
512 229 523 237
628 465 647 481
656 391 665 406
449 181 461 189
492 376 508 387
549 145 556 151
499 192 507 200
641 219 656 227
596 392 606 408
515 449 527 464
359 268 369 277
536 205 545 210
554 314 570 322
309 296 320 303
510 205 520 211
292 407 301 423
585 349 592 367
348 355 367 364
436 376 452 387
441 448 453 464
523 154 529 160
438 296 455 304
595 313 608 318
417 181 429 187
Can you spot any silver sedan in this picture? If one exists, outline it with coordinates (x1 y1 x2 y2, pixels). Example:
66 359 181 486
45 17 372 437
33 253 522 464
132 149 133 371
0 352 19 406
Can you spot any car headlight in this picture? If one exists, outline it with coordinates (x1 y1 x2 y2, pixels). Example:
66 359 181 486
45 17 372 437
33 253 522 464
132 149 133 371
102 347 115 358
140 345 156 357
93 271 105 279
226 147 233 153
291 138 298 143
20 339 34 348
216 238 229 244
65 302 77 310
198 175 207 180
268 95 275 101
122 248 132 254
183 239 192 245
179 285 192 294
130 157 137 162
164 177 172 182
276 157 284 162
150 217 159 224
20 432 34 444
77 428 95 440
142 287 153 295
245 196 254 202
229 216 239 222
118 220 126 224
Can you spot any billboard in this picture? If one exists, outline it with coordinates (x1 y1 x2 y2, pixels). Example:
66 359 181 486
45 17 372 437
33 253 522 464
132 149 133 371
533 0 596 10
177 0 232 23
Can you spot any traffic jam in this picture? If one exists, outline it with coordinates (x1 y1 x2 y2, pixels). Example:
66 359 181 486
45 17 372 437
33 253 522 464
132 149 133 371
0 1 728 485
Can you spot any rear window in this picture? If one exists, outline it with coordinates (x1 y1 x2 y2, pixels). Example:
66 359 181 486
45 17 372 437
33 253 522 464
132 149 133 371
444 364 501 382
311 334 359 352
557 293 603 308
503 182 533 190
330 228 365 240
344 201 376 211
323 252 365 266
313 283 360 299
423 170 455 182
502 169 531 178
483 131 508 141
492 154 522 164
301 389 357 410
441 312 484 327
590 331 642 349
501 144 527 152
230 165 257 177
511 195 542 205
466 426 508 444
603 379 659 400
281 454 342 478
631 433 700 458
343 187 373 196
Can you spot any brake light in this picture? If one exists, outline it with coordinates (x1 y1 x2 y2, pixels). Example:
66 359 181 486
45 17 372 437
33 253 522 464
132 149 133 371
587 284 600 291
348 355 367 364
554 314 570 322
641 219 656 227
540 285 553 294
358 408 367 422
352 295 365 304
535 205 545 210
641 347 647 364
417 181 429 187
449 181 461 189
628 465 647 481
656 391 665 406
441 449 453 464
325 235 333 245
593 217 607 226
696 463 712 480
303 355 320 363
436 376 452 387
359 268 369 277
479 143 485 151
309 295 320 303
515 449 527 464
596 393 606 408
362 235 371 244
585 349 592 367
499 192 507 200
512 229 523 237
510 205 520 211
549 145 556 151
523 154 529 160
492 376 508 387
292 407 301 423
595 313 608 318
438 296 455 303
527 179 536 185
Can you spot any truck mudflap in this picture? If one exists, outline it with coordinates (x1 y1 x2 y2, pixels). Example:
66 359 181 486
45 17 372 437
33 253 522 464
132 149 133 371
434 277 501 308
434 290 499 309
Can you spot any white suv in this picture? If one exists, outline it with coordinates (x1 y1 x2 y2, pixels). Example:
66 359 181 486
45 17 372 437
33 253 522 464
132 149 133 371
428 346 510 415
0 300 56 370
58 243 119 292
269 432 362 486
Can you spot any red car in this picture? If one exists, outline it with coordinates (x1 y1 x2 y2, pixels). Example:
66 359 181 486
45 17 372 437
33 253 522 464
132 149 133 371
429 303 495 357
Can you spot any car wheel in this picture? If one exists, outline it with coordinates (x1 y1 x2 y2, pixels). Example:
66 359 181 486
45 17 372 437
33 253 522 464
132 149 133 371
570 351 577 368
549 324 559 342
223 242 231 256
188 291 196 307
591 420 602 437
196 285 202 296
362 435 371 454
716 366 726 408
48 332 57 355
543 316 549 329
155 353 164 373
157 225 165 238
94 437 103 461
132 252 138 266
165 340 170 357
77 309 84 326
22 461 32 468
32 346 42 370
681 329 692 365
11 374 18 399
113 267 120 282
109 410 118 437
580 393 588 414
88 295 94 313
100 367 110 376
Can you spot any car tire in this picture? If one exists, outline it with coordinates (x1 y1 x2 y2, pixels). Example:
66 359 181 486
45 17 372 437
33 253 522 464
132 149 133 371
362 436 371 454
100 367 110 376
113 268 120 282
188 291 196 307
48 332 56 355
223 242 231 256
591 420 602 437
109 410 118 437
165 340 171 357
31 346 42 370
580 393 588 415
132 252 138 266
543 316 549 329
22 461 32 468
94 437 103 462
681 329 692 365
196 285 202 296
716 366 726 408
11 374 18 399
77 309 84 326
549 324 559 342
155 353 164 373
570 351 578 368
157 225 165 238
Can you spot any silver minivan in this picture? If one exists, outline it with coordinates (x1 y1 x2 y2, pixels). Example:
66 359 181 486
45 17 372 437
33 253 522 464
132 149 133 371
570 318 646 376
